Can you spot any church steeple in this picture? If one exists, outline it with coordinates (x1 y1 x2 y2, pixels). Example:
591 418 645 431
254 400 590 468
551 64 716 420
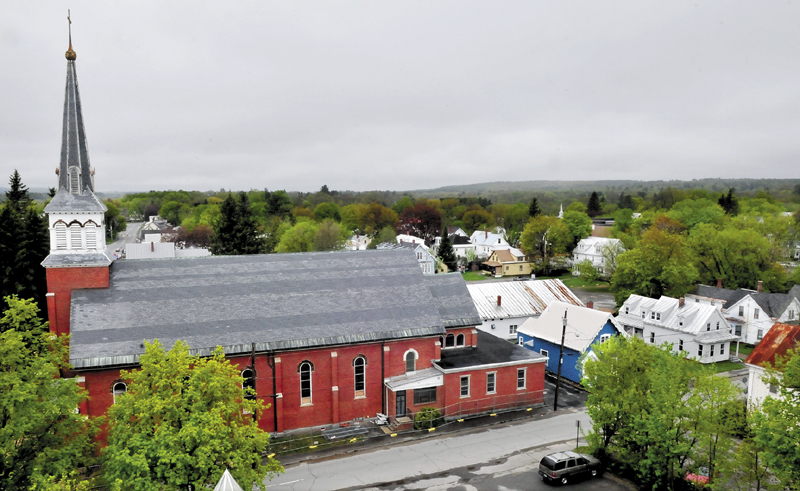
42 13 112 337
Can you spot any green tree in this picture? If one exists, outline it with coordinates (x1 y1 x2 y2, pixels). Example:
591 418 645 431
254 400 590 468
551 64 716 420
275 221 318 253
665 198 725 229
210 193 265 255
611 208 634 235
391 196 414 216
520 216 571 274
437 229 457 272
367 226 397 249
0 297 99 491
718 188 740 216
159 201 192 227
102 340 282 491
313 202 341 222
5 170 32 213
15 207 50 314
266 190 294 219
573 259 598 282
461 209 493 234
587 192 602 217
753 348 800 488
359 203 398 236
561 210 592 248
104 199 127 242
528 197 542 218
313 219 344 251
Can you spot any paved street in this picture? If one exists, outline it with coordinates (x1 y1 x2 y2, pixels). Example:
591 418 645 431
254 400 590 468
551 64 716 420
263 409 626 491
107 221 142 258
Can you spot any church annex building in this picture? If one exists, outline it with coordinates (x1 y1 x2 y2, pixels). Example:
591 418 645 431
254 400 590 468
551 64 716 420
41 37 547 434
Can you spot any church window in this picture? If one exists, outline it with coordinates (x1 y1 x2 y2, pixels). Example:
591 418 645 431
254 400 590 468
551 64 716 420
299 361 313 405
456 333 465 346
241 368 256 401
445 333 455 348
55 222 67 250
353 356 366 397
112 382 127 404
405 351 417 373
69 224 82 250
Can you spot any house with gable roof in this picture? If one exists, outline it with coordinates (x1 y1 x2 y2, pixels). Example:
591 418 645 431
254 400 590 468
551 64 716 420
517 301 626 383
688 283 800 344
470 231 509 259
466 280 583 341
571 237 624 275
744 323 800 407
483 247 531 277
616 294 740 363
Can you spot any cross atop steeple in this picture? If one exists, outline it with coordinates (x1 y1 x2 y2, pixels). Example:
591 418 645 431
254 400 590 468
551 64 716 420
66 10 76 60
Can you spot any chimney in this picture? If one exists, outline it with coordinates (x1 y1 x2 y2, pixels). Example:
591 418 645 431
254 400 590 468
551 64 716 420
151 242 154 252
485 230 488 239
757 281 763 293
586 301 594 309
716 278 722 288
679 297 685 308
497 295 502 307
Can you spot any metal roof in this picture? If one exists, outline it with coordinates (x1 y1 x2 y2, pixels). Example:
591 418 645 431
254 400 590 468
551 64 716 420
466 279 584 321
517 301 624 353
744 323 800 368
68 250 481 369
213 469 244 491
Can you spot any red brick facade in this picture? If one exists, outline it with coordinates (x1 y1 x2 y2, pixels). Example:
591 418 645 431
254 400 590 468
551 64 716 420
46 266 109 337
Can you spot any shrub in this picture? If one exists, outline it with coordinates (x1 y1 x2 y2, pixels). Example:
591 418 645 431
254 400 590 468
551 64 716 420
414 407 443 430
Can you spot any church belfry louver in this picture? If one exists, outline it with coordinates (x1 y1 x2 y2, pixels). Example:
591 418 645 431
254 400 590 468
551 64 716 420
43 12 111 337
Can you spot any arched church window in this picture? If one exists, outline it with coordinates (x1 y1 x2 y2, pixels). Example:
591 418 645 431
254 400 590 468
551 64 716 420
445 334 455 348
69 224 82 250
112 381 127 404
85 223 97 250
241 368 256 401
456 334 465 347
405 351 417 373
353 356 366 397
299 361 313 405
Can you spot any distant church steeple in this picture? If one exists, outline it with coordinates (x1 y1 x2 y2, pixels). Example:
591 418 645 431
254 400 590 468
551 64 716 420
42 13 112 337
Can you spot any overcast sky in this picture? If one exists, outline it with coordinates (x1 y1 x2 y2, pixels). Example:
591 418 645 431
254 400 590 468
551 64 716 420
2 1 799 193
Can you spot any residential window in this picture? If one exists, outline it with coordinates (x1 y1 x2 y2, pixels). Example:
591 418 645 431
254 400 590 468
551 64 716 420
519 265 523 271
625 307 629 314
698 345 703 357
707 323 711 332
456 334 465 347
720 344 725 356
405 351 417 372
650 312 656 320
716 322 720 330
241 368 256 401
711 301 715 306
460 375 470 397
486 372 496 394
754 309 760 319
518 336 523 345
540 349 548 359
769 384 778 394
650 332 655 344
445 334 455 348
679 318 684 327
711 345 715 357
696 298 700 303
735 325 742 336
739 306 744 316
790 310 796 320
517 368 526 389
679 339 684 351
353 356 366 397
757 329 763 340
112 381 127 404
599 334 611 343
641 311 646 319
299 361 313 405
509 325 518 335
414 387 437 404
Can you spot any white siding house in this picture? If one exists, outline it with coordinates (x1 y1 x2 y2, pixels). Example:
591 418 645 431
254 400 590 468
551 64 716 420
466 279 584 340
572 237 624 275
617 294 739 364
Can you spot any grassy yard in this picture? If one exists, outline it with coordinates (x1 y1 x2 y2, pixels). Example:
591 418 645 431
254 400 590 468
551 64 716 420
707 360 745 374
734 343 755 358
461 271 490 281
537 273 611 291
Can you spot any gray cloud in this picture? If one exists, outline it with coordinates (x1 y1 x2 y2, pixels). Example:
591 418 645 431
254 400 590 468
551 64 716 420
2 1 799 193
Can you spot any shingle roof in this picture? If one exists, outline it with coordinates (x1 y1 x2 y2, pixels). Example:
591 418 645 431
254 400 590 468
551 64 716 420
695 284 799 318
68 250 481 369
466 280 584 321
744 323 800 368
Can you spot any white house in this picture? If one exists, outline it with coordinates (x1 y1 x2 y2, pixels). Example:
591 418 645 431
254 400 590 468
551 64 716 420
744 323 800 408
572 237 624 275
688 283 800 345
346 234 370 251
616 294 739 364
396 234 426 246
376 241 437 275
466 279 584 340
471 232 509 259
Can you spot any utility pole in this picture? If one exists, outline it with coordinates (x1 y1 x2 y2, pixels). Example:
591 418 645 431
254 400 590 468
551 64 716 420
553 309 567 411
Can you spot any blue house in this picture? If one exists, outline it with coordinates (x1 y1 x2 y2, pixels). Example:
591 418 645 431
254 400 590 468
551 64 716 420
516 301 625 384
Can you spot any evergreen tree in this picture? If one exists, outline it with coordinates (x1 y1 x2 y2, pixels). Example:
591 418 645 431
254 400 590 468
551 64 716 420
5 170 31 213
17 208 50 314
0 205 23 303
528 197 542 218
587 192 602 217
437 229 457 272
718 188 740 215
210 193 265 255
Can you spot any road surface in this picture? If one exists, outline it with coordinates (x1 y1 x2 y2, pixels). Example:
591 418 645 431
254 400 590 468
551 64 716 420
107 221 143 259
262 409 629 491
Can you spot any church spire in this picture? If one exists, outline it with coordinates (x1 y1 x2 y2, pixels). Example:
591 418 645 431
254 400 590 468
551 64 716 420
65 10 76 60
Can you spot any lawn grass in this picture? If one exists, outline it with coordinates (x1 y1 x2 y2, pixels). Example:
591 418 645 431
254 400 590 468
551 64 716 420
707 360 745 373
734 344 755 358
461 271 490 281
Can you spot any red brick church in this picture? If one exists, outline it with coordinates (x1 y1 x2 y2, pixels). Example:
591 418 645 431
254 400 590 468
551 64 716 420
41 37 546 434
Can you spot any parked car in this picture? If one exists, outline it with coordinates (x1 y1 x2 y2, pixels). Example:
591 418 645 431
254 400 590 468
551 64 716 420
539 451 602 485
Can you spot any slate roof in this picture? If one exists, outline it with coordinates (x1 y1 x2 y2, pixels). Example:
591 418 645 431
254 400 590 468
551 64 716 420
435 332 547 371
695 284 800 318
44 58 106 214
466 280 584 321
68 250 481 369
744 323 800 368
42 251 112 268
